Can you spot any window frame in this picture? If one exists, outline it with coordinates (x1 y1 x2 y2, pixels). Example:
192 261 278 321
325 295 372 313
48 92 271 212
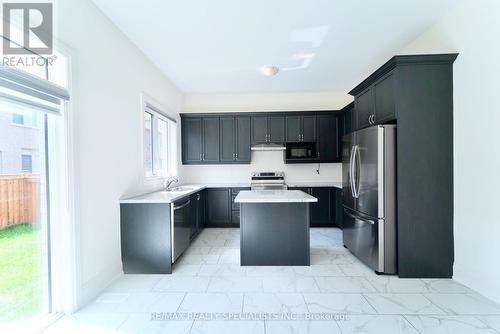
21 153 33 172
141 94 177 180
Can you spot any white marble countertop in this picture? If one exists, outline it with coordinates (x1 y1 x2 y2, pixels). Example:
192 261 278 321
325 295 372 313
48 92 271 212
119 185 206 204
120 182 341 204
287 181 343 189
234 190 318 203
120 183 251 204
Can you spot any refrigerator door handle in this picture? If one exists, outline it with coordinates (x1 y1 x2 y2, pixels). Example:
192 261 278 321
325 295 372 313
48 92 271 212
352 145 361 198
348 145 355 198
344 208 375 225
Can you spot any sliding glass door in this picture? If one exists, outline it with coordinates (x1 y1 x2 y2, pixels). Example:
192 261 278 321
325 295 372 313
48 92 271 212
0 93 54 323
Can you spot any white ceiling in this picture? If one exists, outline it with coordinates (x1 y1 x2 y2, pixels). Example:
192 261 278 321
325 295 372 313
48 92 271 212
92 0 458 94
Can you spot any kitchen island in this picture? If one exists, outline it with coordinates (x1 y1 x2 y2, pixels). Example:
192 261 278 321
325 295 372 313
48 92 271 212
234 190 317 266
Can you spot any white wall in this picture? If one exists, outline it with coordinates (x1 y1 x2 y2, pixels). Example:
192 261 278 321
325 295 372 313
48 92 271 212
183 91 352 113
56 0 183 310
183 150 342 185
400 0 500 304
182 92 351 184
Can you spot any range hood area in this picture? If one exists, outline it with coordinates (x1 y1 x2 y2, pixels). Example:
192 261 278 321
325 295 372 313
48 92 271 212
250 143 285 151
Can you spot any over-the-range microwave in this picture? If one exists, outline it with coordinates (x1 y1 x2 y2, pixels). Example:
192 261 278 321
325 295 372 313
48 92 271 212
284 142 318 163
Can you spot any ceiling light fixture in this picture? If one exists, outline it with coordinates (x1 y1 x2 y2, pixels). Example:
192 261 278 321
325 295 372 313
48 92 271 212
260 66 279 77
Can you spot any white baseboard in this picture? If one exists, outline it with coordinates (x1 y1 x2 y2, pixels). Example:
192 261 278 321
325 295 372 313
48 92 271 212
454 266 500 305
76 262 123 312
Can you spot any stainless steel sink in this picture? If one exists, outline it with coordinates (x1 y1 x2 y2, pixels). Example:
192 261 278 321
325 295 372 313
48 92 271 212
165 186 197 192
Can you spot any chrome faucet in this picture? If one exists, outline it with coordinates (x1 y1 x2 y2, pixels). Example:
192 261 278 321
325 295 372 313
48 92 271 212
164 176 179 190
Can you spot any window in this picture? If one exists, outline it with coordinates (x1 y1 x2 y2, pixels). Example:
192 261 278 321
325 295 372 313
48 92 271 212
21 154 32 172
143 104 176 178
12 110 37 127
143 111 153 176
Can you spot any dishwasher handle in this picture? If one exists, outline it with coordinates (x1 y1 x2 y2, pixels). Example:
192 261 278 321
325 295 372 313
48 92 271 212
174 199 191 210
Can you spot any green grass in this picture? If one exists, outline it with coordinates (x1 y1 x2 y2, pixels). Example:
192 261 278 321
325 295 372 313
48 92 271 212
0 223 43 321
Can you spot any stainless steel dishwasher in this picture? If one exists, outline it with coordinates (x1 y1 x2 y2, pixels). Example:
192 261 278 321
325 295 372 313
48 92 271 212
171 197 191 262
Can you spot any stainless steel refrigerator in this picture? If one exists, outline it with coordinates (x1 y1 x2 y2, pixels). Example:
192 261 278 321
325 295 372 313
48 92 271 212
342 125 397 274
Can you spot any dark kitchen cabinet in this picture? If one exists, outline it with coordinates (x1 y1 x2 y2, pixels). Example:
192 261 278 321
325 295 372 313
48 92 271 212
285 114 316 142
289 186 342 228
182 115 251 164
333 188 343 229
351 71 396 131
252 115 285 144
355 87 373 130
206 188 231 226
285 116 301 142
220 116 251 163
302 115 316 142
220 117 235 162
202 117 220 162
190 190 206 240
269 116 285 143
182 111 338 165
341 102 355 136
231 187 250 226
235 116 251 162
316 113 340 162
310 187 332 227
251 116 268 144
349 53 458 277
373 72 396 123
189 193 200 240
120 203 172 274
182 118 203 163
181 116 219 164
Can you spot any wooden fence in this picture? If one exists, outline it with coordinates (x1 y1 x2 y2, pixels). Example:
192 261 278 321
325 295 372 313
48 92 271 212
0 173 40 229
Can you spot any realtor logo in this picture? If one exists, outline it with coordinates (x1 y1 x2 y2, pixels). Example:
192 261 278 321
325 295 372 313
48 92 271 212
2 2 53 54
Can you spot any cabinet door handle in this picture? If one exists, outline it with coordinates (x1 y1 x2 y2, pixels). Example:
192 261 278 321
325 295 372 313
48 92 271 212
197 193 200 201
236 153 238 160
200 153 202 160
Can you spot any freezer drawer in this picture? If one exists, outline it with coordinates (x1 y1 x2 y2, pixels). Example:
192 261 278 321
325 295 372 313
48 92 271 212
343 207 396 274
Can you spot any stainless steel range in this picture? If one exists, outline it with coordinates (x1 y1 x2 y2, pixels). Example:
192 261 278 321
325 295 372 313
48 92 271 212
250 172 287 190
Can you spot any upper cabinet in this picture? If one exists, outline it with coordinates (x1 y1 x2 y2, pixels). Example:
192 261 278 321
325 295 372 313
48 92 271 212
286 114 316 142
220 116 251 163
350 69 396 131
316 113 340 162
182 117 203 163
235 116 251 162
341 102 354 136
182 115 250 164
182 111 341 165
373 72 396 123
202 117 220 162
251 115 285 144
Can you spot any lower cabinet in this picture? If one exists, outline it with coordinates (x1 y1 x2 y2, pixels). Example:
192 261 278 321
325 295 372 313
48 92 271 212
289 187 342 228
205 187 249 227
206 188 232 227
231 187 250 226
190 190 205 240
204 186 341 228
310 187 332 227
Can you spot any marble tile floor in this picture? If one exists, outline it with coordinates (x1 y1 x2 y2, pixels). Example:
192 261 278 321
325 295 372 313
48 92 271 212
43 228 500 334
